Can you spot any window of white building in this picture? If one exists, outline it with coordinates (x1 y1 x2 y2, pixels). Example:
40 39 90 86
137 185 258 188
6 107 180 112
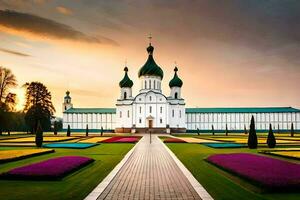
120 111 122 118
154 80 156 89
150 106 152 113
172 109 174 117
127 110 130 118
179 110 182 118
139 106 142 113
160 118 162 123
149 96 152 101
145 80 147 89
139 118 142 123
160 106 162 114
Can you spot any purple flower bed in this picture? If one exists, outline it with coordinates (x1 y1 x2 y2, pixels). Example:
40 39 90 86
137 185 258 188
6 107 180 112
0 156 94 180
206 153 300 191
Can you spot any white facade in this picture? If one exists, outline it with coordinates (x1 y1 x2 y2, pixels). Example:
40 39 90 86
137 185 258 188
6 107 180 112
62 41 300 132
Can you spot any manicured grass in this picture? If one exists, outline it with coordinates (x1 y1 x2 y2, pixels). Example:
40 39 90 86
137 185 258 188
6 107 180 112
0 143 134 200
166 143 300 200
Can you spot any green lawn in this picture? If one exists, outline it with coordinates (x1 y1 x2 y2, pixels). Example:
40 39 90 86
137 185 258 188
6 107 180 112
166 143 300 200
0 143 134 200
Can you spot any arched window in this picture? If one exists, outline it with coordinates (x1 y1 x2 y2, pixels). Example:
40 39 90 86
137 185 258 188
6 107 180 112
124 92 127 99
139 106 142 113
149 96 152 101
174 92 178 99
150 106 152 113
145 80 147 89
65 106 67 110
127 110 130 118
172 109 174 117
154 80 156 89
160 106 162 114
149 80 151 89
120 111 122 118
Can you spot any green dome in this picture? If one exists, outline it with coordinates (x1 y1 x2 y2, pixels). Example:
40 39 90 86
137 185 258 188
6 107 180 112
138 44 164 79
64 91 71 99
169 67 183 87
119 67 133 88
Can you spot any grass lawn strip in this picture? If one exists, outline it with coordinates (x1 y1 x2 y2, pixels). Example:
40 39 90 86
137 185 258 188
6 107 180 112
0 156 94 180
43 143 98 149
0 149 54 163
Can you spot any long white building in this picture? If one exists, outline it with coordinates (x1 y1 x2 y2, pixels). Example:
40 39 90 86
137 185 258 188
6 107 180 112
62 41 300 133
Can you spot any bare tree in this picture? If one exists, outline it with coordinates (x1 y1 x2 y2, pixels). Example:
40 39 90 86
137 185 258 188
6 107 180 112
0 67 17 103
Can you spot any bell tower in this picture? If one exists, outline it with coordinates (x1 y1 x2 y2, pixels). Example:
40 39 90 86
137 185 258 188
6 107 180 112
62 91 73 112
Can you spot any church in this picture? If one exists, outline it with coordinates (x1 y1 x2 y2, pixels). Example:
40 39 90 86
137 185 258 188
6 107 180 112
62 40 300 133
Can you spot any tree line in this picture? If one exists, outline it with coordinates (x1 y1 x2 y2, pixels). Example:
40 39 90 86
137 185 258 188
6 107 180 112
0 66 57 135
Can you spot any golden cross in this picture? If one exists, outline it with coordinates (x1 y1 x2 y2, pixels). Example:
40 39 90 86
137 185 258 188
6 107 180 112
148 33 152 44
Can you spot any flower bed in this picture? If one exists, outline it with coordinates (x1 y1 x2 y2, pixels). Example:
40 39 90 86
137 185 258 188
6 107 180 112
0 149 54 163
43 143 98 149
202 143 245 148
79 137 111 143
0 156 94 180
180 137 221 143
101 136 141 143
0 137 78 143
203 137 300 144
261 151 300 160
206 153 300 191
163 138 186 143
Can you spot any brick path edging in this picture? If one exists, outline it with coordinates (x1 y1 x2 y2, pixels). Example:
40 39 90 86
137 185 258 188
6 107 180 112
158 136 214 200
84 139 142 200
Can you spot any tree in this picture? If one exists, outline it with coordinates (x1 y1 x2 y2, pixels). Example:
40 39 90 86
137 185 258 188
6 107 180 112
225 124 229 136
53 121 58 135
267 124 276 148
197 128 200 136
248 115 258 149
0 67 17 103
244 124 248 134
291 123 294 137
35 121 43 147
67 124 71 137
101 126 103 136
86 124 89 137
23 82 55 133
212 125 215 135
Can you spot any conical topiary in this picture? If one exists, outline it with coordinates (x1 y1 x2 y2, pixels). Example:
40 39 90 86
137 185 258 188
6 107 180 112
101 126 103 136
86 124 89 137
197 128 200 136
248 115 258 149
225 124 229 136
244 124 248 134
35 121 43 147
54 121 57 135
67 124 71 137
291 122 294 137
267 124 276 148
212 125 215 135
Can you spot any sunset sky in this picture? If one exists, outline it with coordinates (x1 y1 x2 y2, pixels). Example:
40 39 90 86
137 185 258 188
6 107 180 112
0 0 300 116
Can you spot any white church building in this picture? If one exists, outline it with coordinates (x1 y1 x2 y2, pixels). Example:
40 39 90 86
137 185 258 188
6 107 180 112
62 41 300 133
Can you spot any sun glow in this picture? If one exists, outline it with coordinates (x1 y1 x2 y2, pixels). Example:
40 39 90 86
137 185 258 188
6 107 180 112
11 87 26 111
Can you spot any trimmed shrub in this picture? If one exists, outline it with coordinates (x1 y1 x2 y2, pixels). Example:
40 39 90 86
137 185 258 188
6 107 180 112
267 124 276 148
101 126 103 136
225 124 229 136
212 125 215 135
244 124 248 134
54 121 57 135
197 128 200 136
247 115 258 149
67 125 71 137
35 121 43 147
86 124 89 137
291 123 294 137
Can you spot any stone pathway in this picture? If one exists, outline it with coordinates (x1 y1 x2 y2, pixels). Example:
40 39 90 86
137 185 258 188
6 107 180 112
95 134 203 200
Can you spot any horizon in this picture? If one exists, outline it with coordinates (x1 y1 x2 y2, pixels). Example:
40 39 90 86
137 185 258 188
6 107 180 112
1 0 300 117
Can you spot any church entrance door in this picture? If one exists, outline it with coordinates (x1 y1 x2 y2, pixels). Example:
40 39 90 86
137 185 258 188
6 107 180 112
148 120 153 128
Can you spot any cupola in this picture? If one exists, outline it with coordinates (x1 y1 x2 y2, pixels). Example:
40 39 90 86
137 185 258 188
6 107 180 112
119 67 133 88
169 67 183 88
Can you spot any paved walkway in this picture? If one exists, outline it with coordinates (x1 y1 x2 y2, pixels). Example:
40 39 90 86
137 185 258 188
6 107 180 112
96 135 202 200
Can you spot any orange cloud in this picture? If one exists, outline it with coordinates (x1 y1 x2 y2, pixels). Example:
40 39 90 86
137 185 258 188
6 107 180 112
56 6 73 15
